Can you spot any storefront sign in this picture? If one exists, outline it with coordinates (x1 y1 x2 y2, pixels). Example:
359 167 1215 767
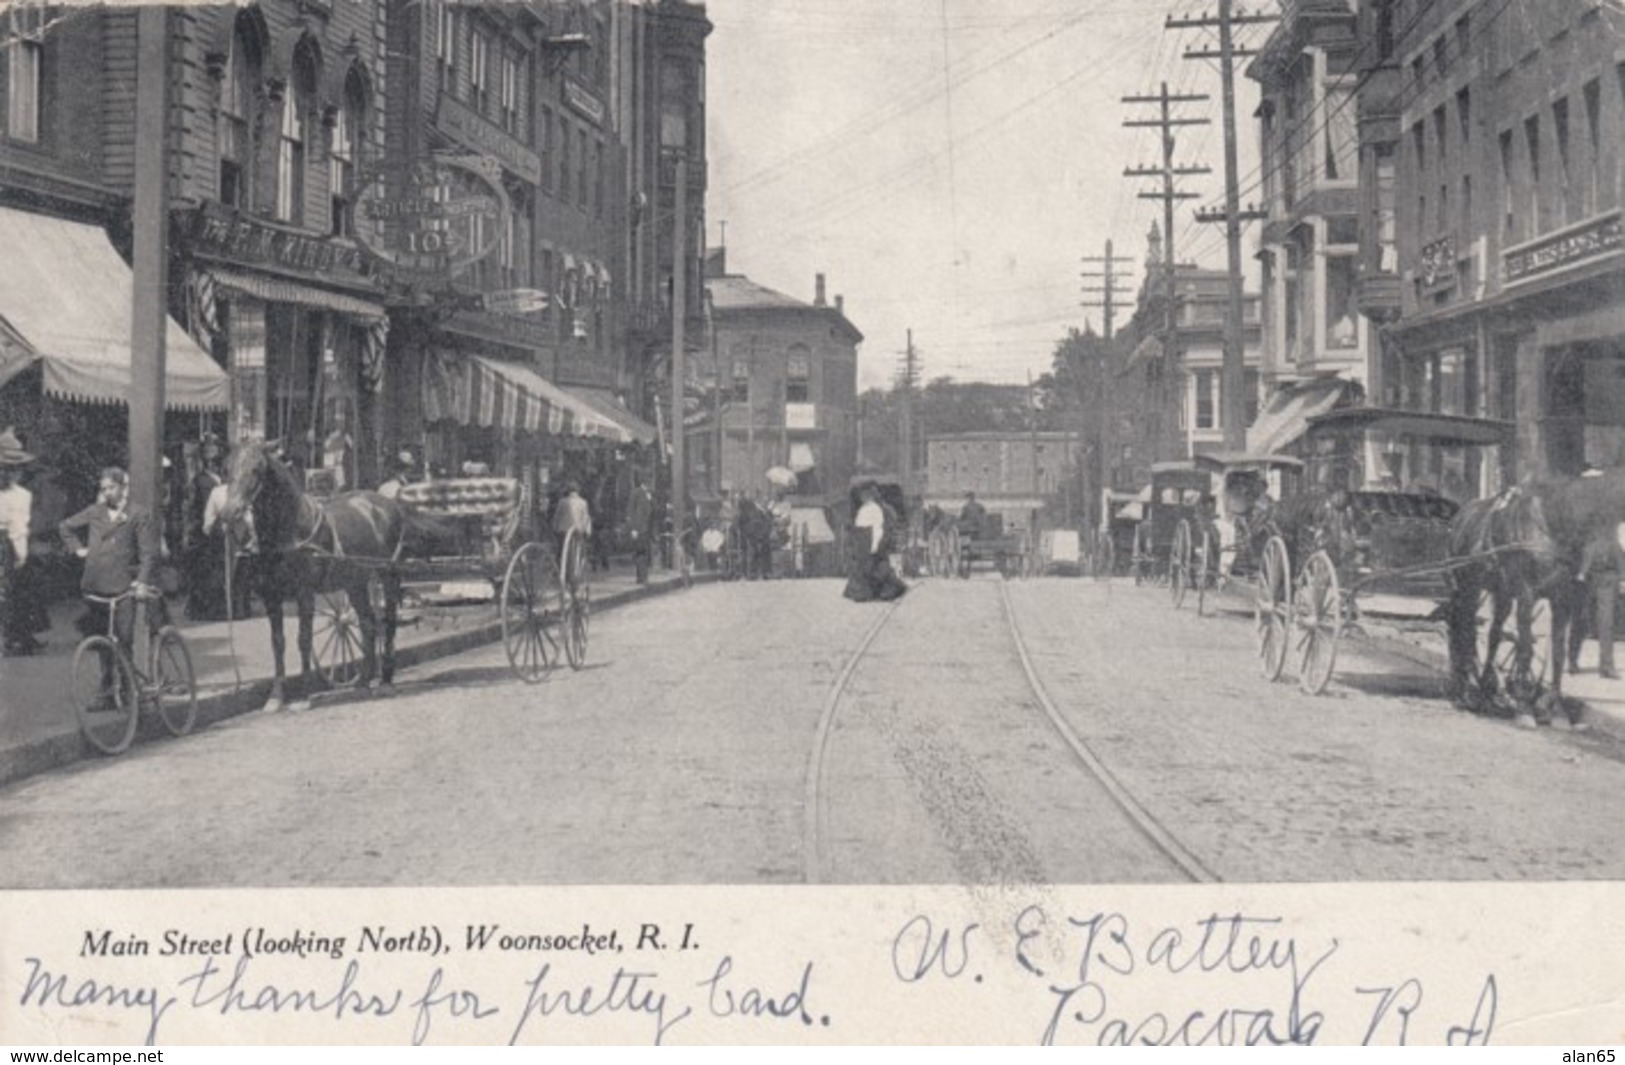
443 309 547 350
565 80 605 126
785 403 817 431
1417 234 1457 291
435 97 543 185
1504 210 1624 285
554 347 616 389
356 155 510 279
190 203 366 276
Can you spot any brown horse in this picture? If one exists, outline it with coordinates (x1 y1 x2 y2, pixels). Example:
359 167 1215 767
218 439 448 711
1446 472 1625 726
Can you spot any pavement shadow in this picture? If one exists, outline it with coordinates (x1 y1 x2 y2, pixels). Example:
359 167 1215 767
1335 669 1453 702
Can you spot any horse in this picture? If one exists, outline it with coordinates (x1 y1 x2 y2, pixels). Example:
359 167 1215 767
1445 472 1625 726
218 439 449 712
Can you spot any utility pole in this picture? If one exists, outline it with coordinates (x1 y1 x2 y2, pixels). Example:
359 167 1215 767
1169 2 1277 451
1124 83 1210 460
130 5 169 516
897 329 919 498
1080 241 1133 503
670 154 689 549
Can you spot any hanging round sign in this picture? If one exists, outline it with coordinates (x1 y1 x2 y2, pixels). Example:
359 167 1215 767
354 154 510 279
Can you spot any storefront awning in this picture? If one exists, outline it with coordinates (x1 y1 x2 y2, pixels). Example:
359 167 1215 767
0 206 228 411
207 266 385 320
561 385 656 445
426 353 647 443
1246 376 1357 455
789 441 816 472
1123 334 1163 373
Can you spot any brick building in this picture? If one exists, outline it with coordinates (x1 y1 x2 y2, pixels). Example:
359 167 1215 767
925 432 1085 535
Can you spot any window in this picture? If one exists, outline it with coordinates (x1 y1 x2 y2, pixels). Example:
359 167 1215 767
1194 370 1215 429
218 17 261 209
437 4 458 92
1524 114 1541 232
1244 368 1261 426
1439 182 1449 230
1553 96 1571 223
731 358 750 403
1462 173 1472 233
1433 106 1448 165
540 107 554 194
276 89 305 223
1433 36 1448 75
787 347 810 403
1376 143 1397 270
1376 1 1396 60
1411 121 1426 180
1456 88 1471 147
1324 85 1356 181
1584 79 1602 215
4 6 42 144
1327 255 1358 349
559 119 571 202
330 71 368 239
1455 15 1471 63
500 52 518 134
593 139 604 219
576 128 587 208
660 59 688 149
470 32 489 114
1499 129 1516 240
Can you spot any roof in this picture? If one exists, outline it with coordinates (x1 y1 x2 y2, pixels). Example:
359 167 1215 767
928 431 1079 443
1193 451 1306 473
708 274 864 342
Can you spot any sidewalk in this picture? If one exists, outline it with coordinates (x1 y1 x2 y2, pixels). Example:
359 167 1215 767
0 559 705 790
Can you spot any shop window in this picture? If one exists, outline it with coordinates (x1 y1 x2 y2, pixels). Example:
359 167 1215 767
218 15 261 209
4 6 43 144
787 347 810 403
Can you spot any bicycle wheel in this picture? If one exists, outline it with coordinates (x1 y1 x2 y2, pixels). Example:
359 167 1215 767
72 636 138 755
151 626 198 736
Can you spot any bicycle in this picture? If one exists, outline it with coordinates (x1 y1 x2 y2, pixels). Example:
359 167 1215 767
70 586 197 755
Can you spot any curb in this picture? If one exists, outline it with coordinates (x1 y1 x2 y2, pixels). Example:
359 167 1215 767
0 572 712 793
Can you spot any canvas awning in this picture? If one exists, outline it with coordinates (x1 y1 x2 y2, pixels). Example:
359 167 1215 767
561 385 656 445
424 353 646 443
207 266 385 320
1246 376 1356 455
0 206 228 410
789 441 816 472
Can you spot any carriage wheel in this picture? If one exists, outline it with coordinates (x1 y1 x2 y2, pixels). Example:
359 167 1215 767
71 636 139 756
1468 588 1509 706
563 586 590 670
1506 597 1554 710
501 541 558 684
1294 550 1342 695
152 626 198 737
1196 527 1213 617
1254 535 1291 682
561 529 588 598
311 588 365 687
1170 520 1191 608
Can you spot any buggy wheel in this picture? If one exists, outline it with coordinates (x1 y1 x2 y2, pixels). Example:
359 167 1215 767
311 589 365 687
501 541 557 683
561 528 588 598
1255 535 1291 682
1294 550 1341 695
72 636 139 755
1507 597 1554 710
564 586 590 670
1170 520 1191 608
1196 526 1213 617
151 626 197 736
1469 588 1509 706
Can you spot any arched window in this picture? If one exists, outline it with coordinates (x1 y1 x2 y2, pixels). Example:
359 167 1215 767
218 14 263 208
330 68 367 237
278 41 319 224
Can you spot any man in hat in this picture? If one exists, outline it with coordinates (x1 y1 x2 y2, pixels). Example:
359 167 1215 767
378 448 421 500
0 428 41 654
626 471 654 585
60 467 164 657
186 434 229 620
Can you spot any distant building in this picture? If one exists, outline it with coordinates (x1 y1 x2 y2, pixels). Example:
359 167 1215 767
925 432 1085 534
703 250 862 506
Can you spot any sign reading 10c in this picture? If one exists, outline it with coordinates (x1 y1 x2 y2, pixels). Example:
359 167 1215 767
355 155 510 278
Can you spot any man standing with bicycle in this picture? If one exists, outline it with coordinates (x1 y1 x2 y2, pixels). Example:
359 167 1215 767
59 467 165 658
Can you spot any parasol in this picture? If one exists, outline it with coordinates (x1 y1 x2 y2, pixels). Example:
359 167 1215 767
765 466 797 488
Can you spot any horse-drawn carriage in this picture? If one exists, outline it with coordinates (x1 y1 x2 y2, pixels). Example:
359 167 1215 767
1127 461 1212 593
1236 407 1516 696
307 476 592 686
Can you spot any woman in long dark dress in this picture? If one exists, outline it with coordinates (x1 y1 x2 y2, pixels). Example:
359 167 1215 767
844 482 907 602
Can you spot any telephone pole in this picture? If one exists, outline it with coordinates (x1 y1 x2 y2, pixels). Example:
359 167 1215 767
130 5 169 515
670 154 690 544
1124 82 1210 461
1079 241 1133 500
897 330 920 498
1169 1 1277 451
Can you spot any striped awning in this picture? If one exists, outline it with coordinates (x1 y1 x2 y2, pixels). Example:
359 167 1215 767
207 266 386 320
423 352 643 443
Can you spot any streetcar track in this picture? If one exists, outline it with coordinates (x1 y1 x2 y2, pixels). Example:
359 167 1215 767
997 579 1220 884
803 578 1218 885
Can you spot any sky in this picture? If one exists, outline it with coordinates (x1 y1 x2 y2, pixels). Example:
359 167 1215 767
703 0 1268 391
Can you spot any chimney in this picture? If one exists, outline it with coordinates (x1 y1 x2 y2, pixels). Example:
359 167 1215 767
835 294 844 316
814 273 827 306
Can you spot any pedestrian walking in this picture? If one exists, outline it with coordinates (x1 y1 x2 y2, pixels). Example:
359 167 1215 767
0 428 42 655
552 480 592 540
627 472 654 585
843 481 906 603
1570 526 1624 680
186 434 228 620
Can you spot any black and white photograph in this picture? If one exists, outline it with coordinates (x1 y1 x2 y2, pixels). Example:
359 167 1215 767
1 0 1624 1046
